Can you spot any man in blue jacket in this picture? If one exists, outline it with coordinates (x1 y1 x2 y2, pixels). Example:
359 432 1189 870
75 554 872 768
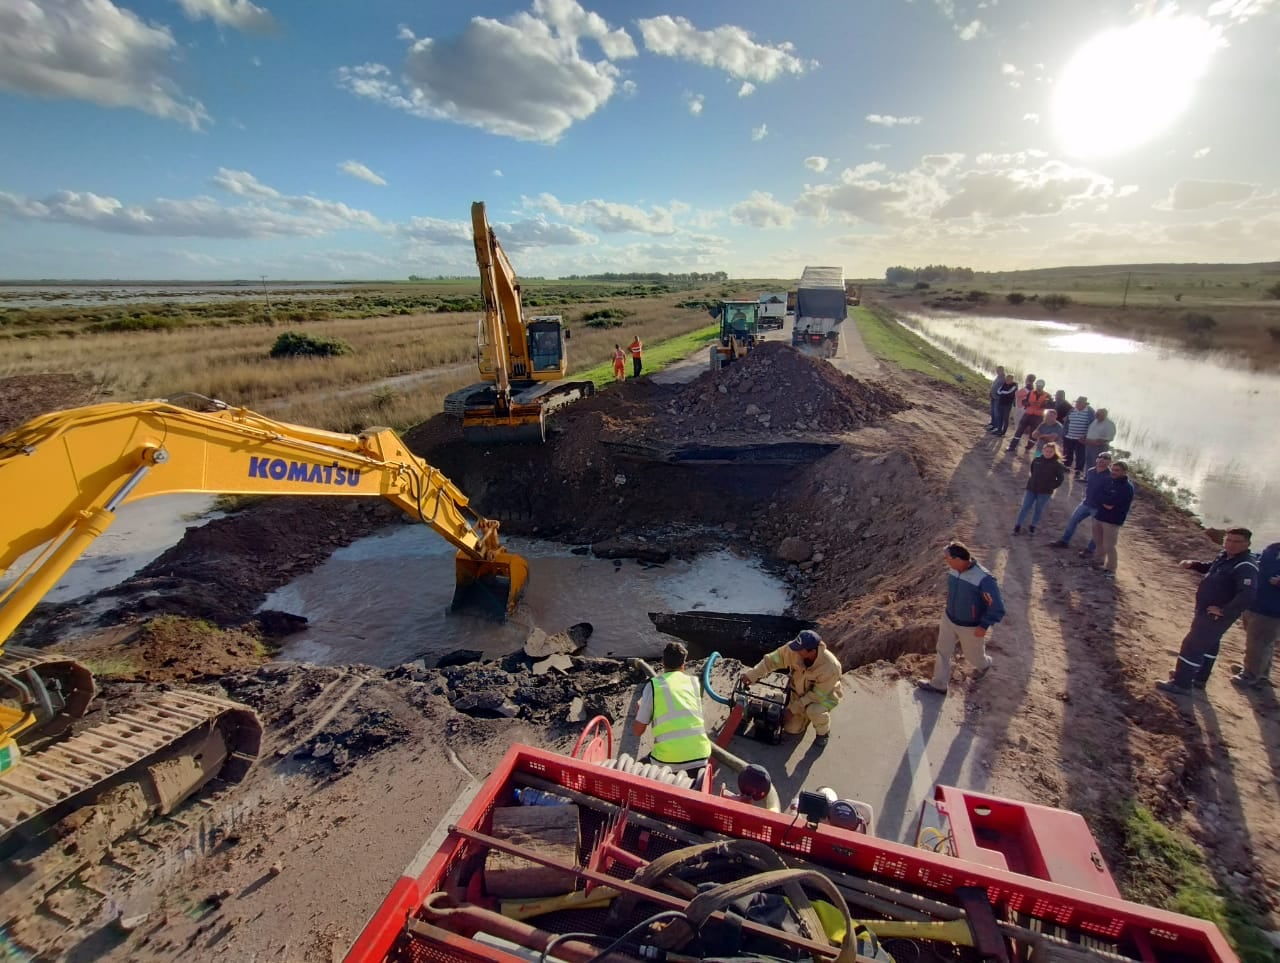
1157 528 1258 697
1090 461 1136 577
1050 452 1111 550
1232 540 1279 689
916 541 1006 695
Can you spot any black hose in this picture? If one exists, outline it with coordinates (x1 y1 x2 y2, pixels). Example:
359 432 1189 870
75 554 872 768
582 910 686 963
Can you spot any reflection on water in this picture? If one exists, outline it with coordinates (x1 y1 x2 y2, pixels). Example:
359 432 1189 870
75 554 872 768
904 312 1280 534
264 527 791 667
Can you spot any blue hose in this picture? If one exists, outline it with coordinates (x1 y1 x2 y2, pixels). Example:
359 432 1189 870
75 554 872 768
702 651 733 705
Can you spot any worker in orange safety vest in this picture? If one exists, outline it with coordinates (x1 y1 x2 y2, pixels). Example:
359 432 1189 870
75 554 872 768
612 344 627 381
628 335 643 378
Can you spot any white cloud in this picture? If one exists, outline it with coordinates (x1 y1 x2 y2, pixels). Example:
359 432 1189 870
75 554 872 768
1023 113 1040 124
338 0 636 144
867 114 922 127
636 15 815 82
175 0 276 33
399 216 472 245
956 19 984 40
338 160 387 186
0 0 210 129
1156 179 1257 210
1193 146 1211 159
523 193 678 235
1001 63 1024 87
620 79 637 96
805 156 829 173
1207 0 1277 22
493 169 504 177
730 192 793 229
752 123 768 141
685 92 704 115
936 161 1114 218
866 143 890 151
492 215 596 250
1117 185 1139 198
251 56 262 67
738 82 755 97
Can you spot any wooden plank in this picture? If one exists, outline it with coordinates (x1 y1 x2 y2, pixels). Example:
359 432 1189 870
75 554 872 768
482 804 580 899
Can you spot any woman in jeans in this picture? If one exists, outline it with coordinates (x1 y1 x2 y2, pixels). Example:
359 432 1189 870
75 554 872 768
1013 442 1066 535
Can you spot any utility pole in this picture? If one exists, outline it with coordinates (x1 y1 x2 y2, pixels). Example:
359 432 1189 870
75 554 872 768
261 275 272 321
1121 271 1132 309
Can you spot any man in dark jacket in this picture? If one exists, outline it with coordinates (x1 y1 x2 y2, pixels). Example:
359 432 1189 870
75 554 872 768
1157 528 1259 697
1090 461 1135 577
990 374 1018 435
1050 452 1111 550
916 541 1006 695
1012 441 1066 535
1232 541 1279 689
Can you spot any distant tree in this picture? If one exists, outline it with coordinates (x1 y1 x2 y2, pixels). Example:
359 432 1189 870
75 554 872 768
1040 293 1071 312
1006 292 1026 305
1182 312 1216 334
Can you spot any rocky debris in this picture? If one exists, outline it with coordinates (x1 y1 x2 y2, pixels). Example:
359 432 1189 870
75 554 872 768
533 653 574 675
251 610 309 639
776 536 812 563
435 649 483 668
590 540 672 563
524 622 592 658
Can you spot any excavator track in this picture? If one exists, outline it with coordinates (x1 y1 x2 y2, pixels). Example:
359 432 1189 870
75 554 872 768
0 645 97 741
0 688 261 923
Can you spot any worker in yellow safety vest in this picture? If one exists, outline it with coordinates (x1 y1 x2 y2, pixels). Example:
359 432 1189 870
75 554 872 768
740 630 843 749
632 641 712 778
628 335 643 378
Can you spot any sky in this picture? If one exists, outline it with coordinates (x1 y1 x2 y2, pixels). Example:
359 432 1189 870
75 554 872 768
0 0 1277 281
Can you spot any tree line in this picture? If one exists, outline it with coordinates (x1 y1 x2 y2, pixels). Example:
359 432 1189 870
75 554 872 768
884 265 975 283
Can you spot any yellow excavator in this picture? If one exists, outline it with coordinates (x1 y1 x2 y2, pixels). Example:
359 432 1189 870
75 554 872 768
443 201 595 444
0 397 528 909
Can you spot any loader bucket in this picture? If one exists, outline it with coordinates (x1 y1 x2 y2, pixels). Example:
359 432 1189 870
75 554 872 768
453 549 529 618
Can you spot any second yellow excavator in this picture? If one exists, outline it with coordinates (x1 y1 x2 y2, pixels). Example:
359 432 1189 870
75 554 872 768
0 397 528 918
443 202 595 444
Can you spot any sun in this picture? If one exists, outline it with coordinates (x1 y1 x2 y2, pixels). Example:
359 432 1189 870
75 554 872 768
1052 14 1222 159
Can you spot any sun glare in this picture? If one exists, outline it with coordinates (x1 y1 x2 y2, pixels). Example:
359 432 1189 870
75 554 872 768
1052 14 1221 159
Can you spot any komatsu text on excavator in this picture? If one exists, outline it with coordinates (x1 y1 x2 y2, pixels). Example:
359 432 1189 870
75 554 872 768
0 397 528 918
443 201 595 444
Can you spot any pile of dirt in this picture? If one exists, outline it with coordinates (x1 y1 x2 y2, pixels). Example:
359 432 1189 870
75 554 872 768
0 373 102 434
58 616 272 683
648 342 908 439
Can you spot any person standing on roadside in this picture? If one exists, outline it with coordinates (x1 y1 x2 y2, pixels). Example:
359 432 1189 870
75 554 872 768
1063 396 1095 479
628 334 644 378
1008 379 1051 453
992 374 1018 435
1031 408 1064 455
1157 528 1258 697
1083 407 1117 462
1014 374 1035 425
1050 452 1112 550
1013 441 1066 535
1052 389 1073 431
1090 461 1135 578
916 541 1005 695
612 343 627 382
986 365 1006 430
1232 541 1279 690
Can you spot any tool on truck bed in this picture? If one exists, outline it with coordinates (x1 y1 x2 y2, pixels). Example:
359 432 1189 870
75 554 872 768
345 716 1241 963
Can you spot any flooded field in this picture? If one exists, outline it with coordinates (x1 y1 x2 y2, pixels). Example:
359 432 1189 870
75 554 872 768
263 527 791 667
902 311 1280 534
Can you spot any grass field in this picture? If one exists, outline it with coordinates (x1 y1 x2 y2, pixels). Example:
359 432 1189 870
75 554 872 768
852 304 988 403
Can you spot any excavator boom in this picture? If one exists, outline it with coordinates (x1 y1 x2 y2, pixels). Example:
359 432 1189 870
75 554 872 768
0 398 527 886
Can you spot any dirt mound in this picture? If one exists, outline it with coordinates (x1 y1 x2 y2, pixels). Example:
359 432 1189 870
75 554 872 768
0 373 102 434
57 616 271 682
653 342 907 439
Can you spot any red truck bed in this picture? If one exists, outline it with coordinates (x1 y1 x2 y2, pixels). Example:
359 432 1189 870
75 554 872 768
345 744 1237 963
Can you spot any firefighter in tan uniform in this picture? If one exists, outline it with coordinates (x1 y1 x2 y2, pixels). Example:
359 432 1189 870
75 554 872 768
739 630 843 748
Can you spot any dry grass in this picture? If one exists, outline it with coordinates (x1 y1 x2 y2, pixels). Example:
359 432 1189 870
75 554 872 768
0 287 733 430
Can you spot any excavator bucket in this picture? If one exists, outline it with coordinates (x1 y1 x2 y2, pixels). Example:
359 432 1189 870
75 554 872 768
461 404 547 445
453 549 529 618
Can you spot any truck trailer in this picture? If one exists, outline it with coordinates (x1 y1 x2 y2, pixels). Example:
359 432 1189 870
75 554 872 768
793 265 846 358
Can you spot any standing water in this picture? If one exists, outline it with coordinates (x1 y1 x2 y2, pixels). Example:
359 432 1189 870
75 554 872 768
902 312 1280 533
262 526 792 667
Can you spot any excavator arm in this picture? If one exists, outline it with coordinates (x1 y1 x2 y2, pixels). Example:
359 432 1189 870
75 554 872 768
1 399 529 660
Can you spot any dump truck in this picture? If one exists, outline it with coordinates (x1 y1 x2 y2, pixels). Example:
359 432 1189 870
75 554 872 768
793 266 846 358
0 397 528 921
345 716 1239 963
758 292 787 330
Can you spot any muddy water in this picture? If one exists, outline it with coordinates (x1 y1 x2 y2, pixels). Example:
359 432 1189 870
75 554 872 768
901 312 1280 534
263 528 791 668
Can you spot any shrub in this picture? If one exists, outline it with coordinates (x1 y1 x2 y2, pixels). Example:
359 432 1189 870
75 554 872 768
965 290 990 303
913 281 931 291
1006 292 1026 305
581 308 629 328
269 331 352 358
88 315 184 333
1040 293 1071 312
1268 325 1280 342
1266 281 1280 300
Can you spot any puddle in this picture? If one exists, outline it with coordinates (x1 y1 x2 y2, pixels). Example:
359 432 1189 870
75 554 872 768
1 495 220 605
263 528 792 667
